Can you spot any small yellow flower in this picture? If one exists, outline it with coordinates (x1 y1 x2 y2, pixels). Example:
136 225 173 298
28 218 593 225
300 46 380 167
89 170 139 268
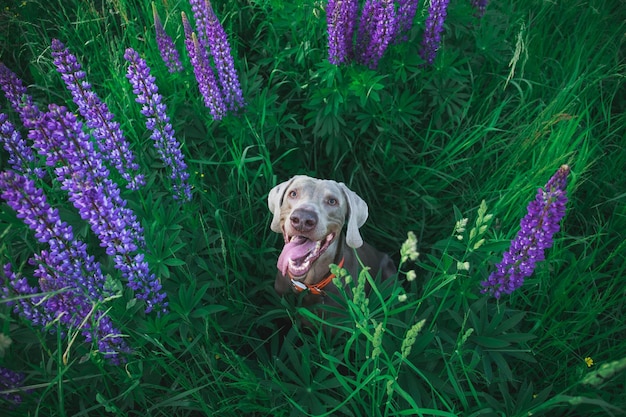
398 294 407 302
584 357 594 367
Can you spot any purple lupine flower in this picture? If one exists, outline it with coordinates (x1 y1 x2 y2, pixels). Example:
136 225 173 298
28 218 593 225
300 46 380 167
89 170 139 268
182 11 226 119
0 63 41 128
471 0 488 17
27 104 168 313
420 0 450 65
188 0 211 51
356 0 377 65
0 170 131 363
327 0 358 65
482 165 571 298
2 264 49 328
0 367 26 405
50 39 145 190
394 0 419 43
196 0 244 111
362 0 396 69
124 48 192 203
0 113 43 178
152 3 184 73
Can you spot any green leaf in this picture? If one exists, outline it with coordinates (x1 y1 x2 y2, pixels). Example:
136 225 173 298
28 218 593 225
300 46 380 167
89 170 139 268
163 258 186 267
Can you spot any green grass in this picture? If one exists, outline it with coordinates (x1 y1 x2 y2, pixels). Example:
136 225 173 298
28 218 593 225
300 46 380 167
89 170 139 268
1 0 625 415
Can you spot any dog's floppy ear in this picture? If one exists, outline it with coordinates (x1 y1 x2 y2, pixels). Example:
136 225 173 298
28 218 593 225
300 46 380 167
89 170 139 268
268 176 298 233
338 182 368 248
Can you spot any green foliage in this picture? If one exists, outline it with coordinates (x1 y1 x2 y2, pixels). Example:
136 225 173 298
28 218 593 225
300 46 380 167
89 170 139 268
1 0 625 416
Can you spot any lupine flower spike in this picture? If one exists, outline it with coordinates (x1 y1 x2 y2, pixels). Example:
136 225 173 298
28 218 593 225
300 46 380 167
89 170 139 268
357 0 397 68
326 0 416 68
482 165 570 298
203 0 244 111
51 39 145 190
0 170 130 363
28 104 168 313
395 0 420 43
124 48 192 202
0 113 43 178
189 0 244 111
0 367 26 405
327 0 358 65
472 0 488 18
420 0 450 65
0 63 41 128
182 11 226 119
152 2 184 73
356 0 377 65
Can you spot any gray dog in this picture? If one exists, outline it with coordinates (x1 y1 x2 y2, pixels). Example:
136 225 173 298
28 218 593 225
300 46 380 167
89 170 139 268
268 175 396 306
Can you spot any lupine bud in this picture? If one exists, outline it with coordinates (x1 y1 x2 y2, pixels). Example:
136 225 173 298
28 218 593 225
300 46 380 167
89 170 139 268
152 2 184 73
481 165 570 298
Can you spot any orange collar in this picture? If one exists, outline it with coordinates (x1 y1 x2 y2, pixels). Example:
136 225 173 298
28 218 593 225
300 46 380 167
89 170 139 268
289 257 345 296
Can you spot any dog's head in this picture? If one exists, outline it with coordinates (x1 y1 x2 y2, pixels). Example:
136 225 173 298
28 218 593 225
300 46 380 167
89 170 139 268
268 175 368 279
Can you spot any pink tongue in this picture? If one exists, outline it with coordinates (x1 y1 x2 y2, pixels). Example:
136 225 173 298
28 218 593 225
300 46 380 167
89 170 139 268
277 237 317 276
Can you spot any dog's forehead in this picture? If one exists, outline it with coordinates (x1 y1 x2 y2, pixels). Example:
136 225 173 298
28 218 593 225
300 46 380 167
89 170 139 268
289 177 342 197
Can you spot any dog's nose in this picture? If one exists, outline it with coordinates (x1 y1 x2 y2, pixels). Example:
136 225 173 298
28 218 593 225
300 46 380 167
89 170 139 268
290 209 318 232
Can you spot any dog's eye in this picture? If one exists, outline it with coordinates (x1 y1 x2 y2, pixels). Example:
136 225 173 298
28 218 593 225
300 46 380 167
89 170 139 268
327 197 338 206
288 190 298 198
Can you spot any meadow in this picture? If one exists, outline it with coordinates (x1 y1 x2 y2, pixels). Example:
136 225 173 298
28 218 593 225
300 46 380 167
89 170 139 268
0 0 625 416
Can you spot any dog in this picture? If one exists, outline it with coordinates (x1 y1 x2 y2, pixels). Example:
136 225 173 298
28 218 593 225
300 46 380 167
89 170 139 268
268 175 396 307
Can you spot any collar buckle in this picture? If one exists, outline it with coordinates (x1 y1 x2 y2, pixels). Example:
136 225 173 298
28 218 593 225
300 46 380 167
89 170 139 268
289 257 345 295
